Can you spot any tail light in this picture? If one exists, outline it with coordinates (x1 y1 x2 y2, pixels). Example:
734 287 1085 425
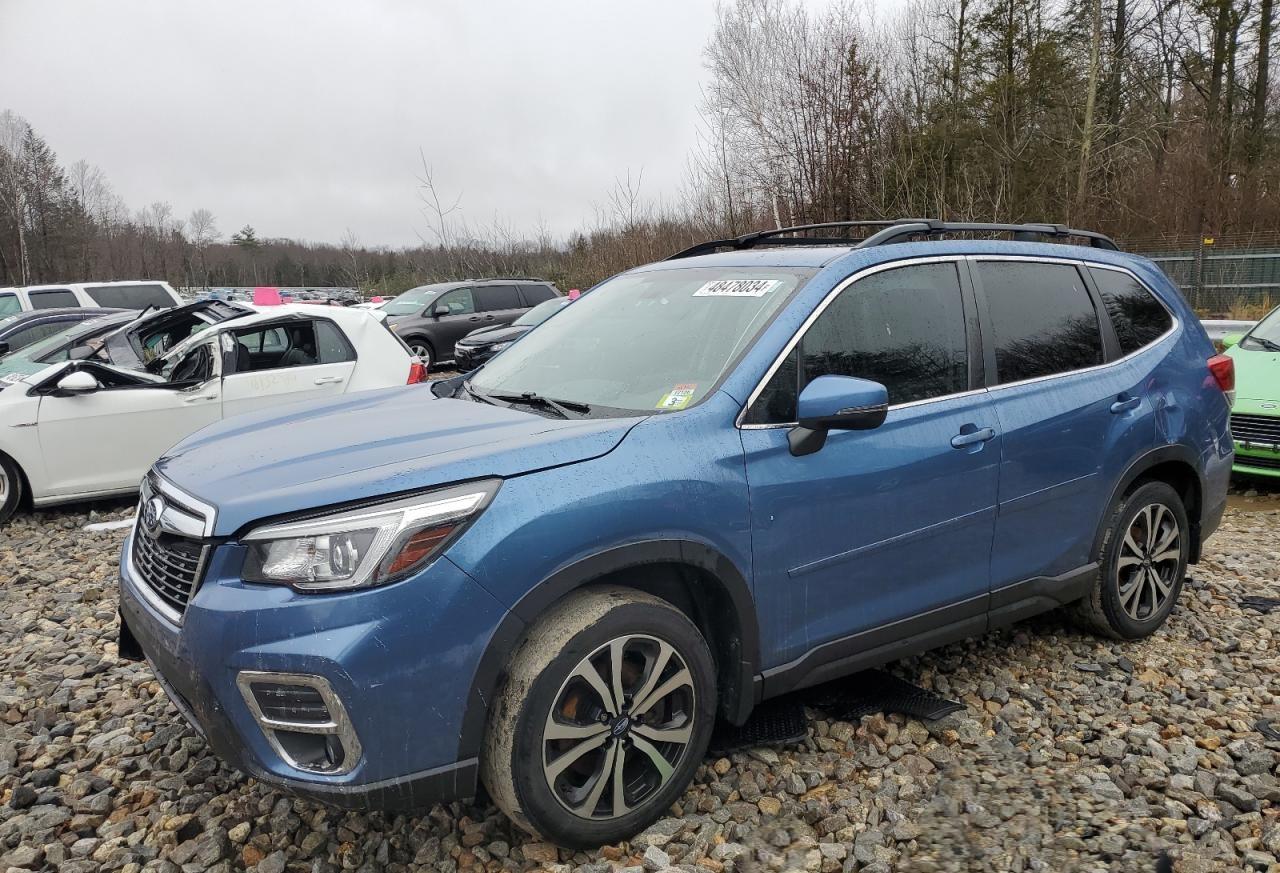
407 358 429 384
1207 354 1235 404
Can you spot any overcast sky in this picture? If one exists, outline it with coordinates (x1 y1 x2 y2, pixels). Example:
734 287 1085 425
0 0 761 248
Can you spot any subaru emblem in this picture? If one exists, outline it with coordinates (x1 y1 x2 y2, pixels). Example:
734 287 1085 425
143 496 165 537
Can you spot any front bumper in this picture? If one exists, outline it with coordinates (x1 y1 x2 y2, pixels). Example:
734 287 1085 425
118 530 511 810
453 344 494 371
1233 443 1280 477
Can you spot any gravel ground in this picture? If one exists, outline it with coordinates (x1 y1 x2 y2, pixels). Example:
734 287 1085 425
1 482 1278 873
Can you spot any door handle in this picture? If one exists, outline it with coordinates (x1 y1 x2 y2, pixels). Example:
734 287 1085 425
951 426 996 448
469 315 481 321
183 393 218 403
1110 395 1141 414
313 376 344 385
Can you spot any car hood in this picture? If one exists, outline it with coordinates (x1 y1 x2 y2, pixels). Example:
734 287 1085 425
1227 345 1280 401
156 387 643 536
458 324 528 346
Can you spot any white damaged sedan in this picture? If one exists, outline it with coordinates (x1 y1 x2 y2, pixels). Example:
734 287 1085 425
0 303 426 522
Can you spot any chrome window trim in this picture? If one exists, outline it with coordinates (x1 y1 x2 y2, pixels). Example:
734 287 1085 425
737 255 1181 429
236 671 363 776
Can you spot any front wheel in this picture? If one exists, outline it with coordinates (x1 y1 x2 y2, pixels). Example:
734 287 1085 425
0 453 23 525
405 338 433 369
482 587 716 848
1073 480 1190 639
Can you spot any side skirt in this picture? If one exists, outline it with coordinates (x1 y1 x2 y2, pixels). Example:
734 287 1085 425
757 563 1097 700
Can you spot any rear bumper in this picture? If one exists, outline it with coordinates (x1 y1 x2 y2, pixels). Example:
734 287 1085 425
117 531 508 810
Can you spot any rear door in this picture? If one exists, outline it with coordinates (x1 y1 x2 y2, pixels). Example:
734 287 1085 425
474 284 526 328
221 318 357 417
974 258 1156 610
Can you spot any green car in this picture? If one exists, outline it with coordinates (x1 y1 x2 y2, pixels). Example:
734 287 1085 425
1224 305 1280 477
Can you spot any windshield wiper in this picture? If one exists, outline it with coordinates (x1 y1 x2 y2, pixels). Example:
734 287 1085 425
460 380 500 406
487 391 591 419
1248 336 1280 352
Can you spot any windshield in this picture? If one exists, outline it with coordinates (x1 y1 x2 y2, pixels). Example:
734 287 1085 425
383 285 448 316
513 297 568 327
468 267 814 415
7 317 114 363
1242 306 1280 350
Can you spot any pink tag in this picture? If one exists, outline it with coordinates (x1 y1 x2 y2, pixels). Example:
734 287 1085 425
253 286 282 306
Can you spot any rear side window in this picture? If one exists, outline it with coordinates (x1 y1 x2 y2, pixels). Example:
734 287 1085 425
29 289 77 309
315 320 356 363
745 263 969 424
0 294 18 316
475 285 522 311
519 284 558 305
978 262 1103 384
1089 268 1173 355
85 283 175 308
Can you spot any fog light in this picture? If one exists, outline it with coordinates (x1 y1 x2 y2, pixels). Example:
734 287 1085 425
236 671 362 775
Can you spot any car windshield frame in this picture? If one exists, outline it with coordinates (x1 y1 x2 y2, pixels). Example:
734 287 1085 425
1241 305 1280 348
383 285 450 317
466 266 817 418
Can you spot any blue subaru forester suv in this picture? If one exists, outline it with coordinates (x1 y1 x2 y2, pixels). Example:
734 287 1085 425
118 220 1234 847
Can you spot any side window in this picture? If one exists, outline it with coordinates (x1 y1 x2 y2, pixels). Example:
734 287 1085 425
744 263 969 424
978 262 1104 384
84 283 175 308
232 322 319 371
29 289 78 309
474 285 521 311
519 284 557 305
315 320 356 363
436 289 476 315
166 344 214 384
0 294 19 316
1089 268 1173 355
8 321 66 350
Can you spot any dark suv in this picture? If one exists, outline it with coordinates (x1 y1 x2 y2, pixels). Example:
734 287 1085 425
383 279 560 368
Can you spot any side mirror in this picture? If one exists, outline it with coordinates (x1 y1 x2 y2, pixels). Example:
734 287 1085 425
789 375 888 457
56 370 100 395
1221 333 1243 349
432 304 450 318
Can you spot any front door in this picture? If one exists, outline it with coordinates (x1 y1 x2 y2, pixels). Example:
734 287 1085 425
741 260 999 679
37 360 222 496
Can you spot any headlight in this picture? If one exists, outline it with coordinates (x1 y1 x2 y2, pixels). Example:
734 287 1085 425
241 480 499 591
488 341 513 353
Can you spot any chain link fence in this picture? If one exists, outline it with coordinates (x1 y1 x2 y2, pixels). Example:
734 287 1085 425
1127 233 1280 316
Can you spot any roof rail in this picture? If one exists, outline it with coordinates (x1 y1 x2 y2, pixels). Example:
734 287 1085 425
465 276 550 283
665 219 1120 260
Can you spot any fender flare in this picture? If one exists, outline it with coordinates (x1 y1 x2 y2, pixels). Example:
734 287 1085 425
1092 444 1205 561
456 539 760 761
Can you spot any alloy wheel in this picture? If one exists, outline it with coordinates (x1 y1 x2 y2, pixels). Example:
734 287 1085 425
1116 502 1181 621
542 634 695 820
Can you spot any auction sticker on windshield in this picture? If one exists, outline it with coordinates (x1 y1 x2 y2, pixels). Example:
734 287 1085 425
693 279 781 298
657 383 697 410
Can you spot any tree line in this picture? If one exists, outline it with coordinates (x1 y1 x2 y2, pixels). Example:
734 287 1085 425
1 0 1277 295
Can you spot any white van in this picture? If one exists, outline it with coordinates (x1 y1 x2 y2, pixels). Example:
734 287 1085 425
0 281 184 315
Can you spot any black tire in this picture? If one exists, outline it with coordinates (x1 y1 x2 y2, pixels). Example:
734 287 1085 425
0 453 23 525
404 337 434 369
482 587 716 848
1073 481 1190 640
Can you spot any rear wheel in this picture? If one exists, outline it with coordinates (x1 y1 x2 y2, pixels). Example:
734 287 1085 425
0 453 24 525
1073 481 1189 639
482 587 716 848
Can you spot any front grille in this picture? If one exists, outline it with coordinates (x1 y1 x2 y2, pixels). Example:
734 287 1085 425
132 528 207 617
131 475 211 620
1236 453 1280 471
1231 413 1280 446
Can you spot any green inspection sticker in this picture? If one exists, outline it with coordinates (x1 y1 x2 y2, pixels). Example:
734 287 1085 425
656 383 697 410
